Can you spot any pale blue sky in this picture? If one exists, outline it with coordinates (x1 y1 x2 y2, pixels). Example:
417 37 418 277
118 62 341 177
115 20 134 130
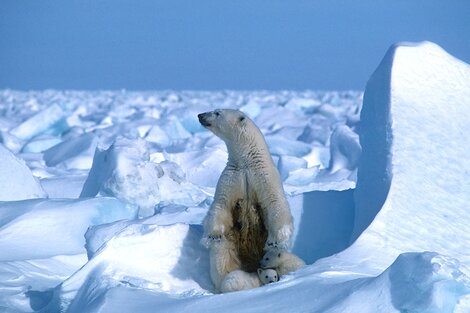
1 1 469 90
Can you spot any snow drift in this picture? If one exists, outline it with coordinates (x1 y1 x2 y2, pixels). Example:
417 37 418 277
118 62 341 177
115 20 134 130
48 223 210 312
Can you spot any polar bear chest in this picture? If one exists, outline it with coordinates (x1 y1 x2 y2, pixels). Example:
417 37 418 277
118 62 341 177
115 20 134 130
229 171 268 272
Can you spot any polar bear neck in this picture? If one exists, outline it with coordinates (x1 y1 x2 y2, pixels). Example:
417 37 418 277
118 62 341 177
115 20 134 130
225 130 273 170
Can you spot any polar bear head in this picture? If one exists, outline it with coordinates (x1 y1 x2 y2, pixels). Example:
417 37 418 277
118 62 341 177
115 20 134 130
257 268 279 285
259 250 283 268
198 109 254 143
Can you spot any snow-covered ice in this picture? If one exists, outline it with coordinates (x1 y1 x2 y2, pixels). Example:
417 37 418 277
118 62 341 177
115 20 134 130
0 41 469 312
350 41 470 263
314 41 470 309
0 198 136 261
43 133 97 169
0 144 46 201
50 223 210 312
10 104 66 141
80 136 207 217
328 124 361 172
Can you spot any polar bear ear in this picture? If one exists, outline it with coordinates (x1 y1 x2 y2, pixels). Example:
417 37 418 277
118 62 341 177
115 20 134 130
257 268 262 275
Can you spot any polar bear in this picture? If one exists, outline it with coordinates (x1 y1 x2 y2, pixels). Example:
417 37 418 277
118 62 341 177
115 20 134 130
220 268 279 293
260 250 305 276
198 109 294 292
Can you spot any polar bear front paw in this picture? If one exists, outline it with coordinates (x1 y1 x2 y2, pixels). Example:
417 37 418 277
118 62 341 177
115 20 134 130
208 233 223 242
201 229 224 247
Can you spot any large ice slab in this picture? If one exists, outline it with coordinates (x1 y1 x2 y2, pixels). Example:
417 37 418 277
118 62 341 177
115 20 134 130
22 136 62 153
0 197 137 261
43 132 97 169
10 103 66 141
328 124 361 172
336 42 470 273
0 144 46 201
41 174 88 198
50 223 211 312
164 148 227 188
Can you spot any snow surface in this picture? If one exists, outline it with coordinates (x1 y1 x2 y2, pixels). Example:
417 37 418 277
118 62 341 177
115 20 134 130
0 198 136 261
0 41 469 312
0 144 46 201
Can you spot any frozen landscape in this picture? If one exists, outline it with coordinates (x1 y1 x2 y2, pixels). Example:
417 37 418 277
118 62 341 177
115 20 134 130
0 41 469 312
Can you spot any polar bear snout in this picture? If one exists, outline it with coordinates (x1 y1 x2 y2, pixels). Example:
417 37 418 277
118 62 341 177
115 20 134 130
198 112 213 127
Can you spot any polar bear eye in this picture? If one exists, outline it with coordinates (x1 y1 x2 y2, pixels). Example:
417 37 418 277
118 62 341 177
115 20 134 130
239 116 245 122
265 275 268 279
214 111 220 117
265 257 269 261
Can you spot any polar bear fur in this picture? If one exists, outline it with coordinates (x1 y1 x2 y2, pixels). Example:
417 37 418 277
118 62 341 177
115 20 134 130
260 250 305 276
198 109 294 292
220 268 279 293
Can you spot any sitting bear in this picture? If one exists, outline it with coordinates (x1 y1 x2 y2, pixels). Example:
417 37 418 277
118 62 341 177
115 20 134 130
198 109 294 292
220 268 279 293
260 250 305 276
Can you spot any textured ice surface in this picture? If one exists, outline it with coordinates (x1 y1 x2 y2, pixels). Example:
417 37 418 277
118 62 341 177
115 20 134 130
80 137 163 216
0 90 361 201
80 137 207 217
0 144 46 201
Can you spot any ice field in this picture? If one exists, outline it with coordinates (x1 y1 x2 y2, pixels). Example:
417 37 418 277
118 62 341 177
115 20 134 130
0 41 469 312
